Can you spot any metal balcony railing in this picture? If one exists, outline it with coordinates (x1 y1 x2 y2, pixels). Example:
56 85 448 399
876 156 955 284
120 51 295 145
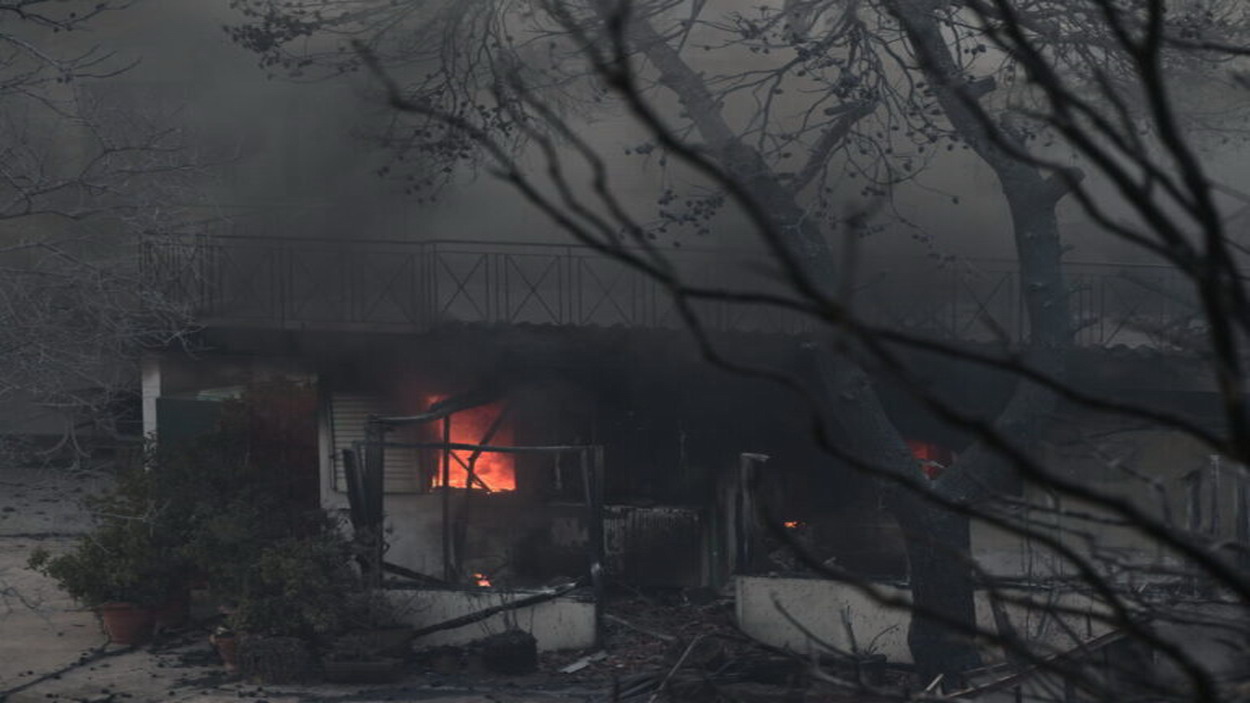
141 233 1201 348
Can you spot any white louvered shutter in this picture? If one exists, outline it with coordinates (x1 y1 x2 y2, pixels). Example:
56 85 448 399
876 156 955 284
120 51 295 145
329 393 421 493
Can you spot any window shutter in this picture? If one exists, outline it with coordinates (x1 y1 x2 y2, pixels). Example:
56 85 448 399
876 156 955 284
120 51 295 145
329 393 421 493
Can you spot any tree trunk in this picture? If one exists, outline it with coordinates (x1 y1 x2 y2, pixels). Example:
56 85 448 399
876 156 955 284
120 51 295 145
893 493 980 685
808 345 985 681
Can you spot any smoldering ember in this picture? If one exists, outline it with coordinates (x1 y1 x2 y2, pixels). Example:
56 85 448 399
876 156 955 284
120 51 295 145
2 1 1250 703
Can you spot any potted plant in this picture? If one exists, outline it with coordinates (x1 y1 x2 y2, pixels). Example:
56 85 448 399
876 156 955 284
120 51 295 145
141 410 353 677
210 623 241 672
29 384 339 653
28 520 183 645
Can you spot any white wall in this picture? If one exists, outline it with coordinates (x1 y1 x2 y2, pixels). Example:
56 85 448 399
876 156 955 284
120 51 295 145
735 576 1111 665
386 588 595 652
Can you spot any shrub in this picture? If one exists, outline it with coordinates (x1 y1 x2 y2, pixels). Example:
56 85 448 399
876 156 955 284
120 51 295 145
30 380 362 635
226 530 357 639
28 519 182 607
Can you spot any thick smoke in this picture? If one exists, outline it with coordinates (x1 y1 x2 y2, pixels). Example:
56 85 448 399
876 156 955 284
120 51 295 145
80 1 1250 271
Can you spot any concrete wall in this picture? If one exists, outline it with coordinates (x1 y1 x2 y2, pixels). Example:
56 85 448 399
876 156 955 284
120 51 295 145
737 576 912 662
379 494 591 585
386 588 596 651
736 576 1112 665
972 417 1223 581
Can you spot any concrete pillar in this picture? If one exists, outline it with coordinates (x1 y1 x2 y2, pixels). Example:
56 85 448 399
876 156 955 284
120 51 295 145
140 353 161 442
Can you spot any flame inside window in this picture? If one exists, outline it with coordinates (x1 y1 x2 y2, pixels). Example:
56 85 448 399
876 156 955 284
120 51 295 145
426 396 516 491
473 573 492 587
906 440 953 480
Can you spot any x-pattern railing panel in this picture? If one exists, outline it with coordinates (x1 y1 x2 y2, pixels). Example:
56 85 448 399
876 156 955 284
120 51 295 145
652 256 718 330
576 256 637 327
212 244 280 320
434 251 491 323
142 239 210 308
502 253 564 325
354 250 420 325
288 247 351 322
141 234 1200 348
1069 266 1198 347
854 267 969 341
951 269 1020 343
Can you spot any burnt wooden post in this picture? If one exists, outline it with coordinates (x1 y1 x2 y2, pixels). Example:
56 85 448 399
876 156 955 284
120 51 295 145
441 415 454 582
342 447 366 570
453 403 512 580
363 418 386 588
1184 464 1206 595
736 453 770 572
1185 468 1204 536
1210 454 1223 537
582 447 606 643
1236 463 1250 571
342 448 362 523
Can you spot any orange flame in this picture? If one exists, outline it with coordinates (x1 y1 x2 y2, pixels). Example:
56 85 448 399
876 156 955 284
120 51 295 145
427 396 516 491
784 521 802 529
906 440 952 480
474 573 492 587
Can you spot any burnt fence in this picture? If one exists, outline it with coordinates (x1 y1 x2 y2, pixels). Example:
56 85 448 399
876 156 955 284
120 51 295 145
141 234 1199 348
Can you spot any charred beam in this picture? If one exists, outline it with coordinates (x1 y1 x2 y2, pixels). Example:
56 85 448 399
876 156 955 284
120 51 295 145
408 579 587 640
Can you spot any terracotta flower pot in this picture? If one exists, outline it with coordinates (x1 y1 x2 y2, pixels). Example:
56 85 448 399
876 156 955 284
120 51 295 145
154 590 191 629
97 602 156 645
210 632 240 672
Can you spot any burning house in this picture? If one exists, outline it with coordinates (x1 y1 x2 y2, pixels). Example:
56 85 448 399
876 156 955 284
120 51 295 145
140 229 1230 659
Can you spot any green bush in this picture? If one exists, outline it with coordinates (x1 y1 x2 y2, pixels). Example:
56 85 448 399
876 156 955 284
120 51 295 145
28 520 182 607
226 530 357 639
29 381 363 635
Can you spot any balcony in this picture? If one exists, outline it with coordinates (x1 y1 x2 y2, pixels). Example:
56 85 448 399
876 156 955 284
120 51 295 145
141 233 1197 348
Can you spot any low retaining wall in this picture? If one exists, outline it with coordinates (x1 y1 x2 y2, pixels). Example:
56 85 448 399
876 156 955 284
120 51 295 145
386 587 596 652
735 576 1110 664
